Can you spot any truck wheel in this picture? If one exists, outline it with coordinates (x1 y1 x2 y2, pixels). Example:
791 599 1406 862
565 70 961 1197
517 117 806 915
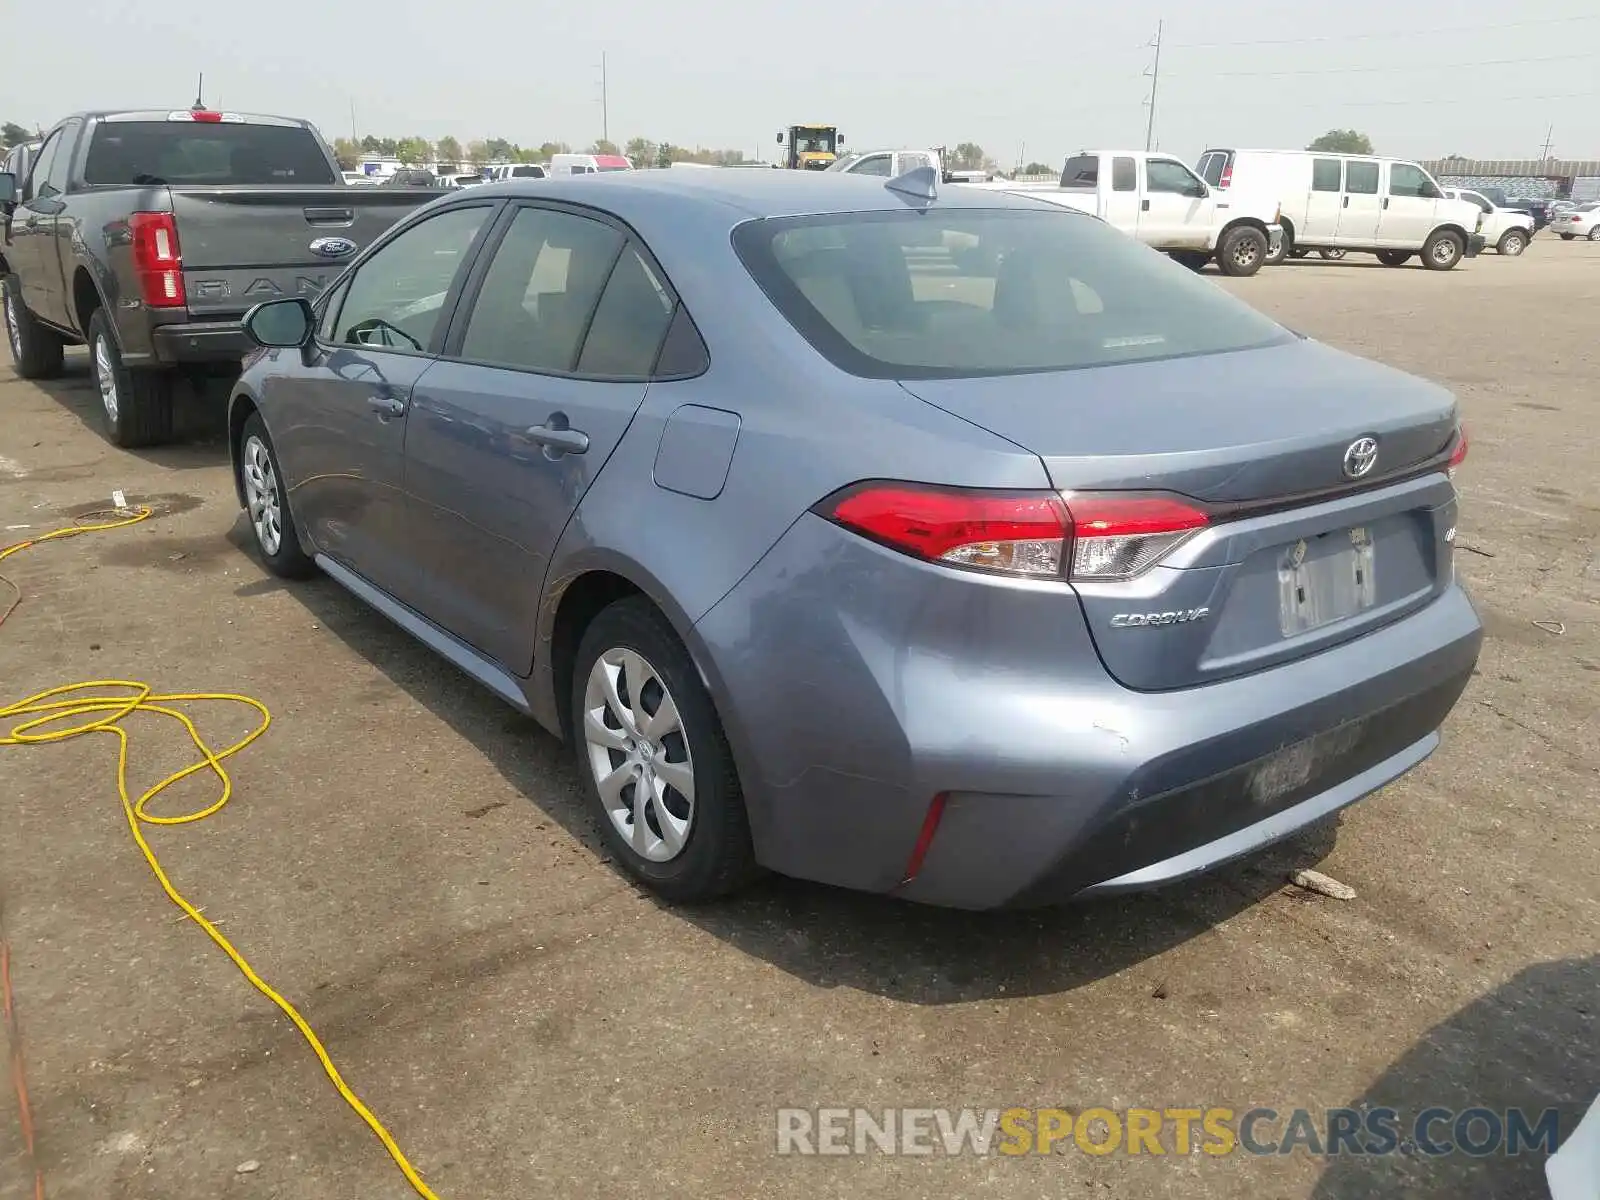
1265 226 1291 266
1422 230 1465 270
1376 251 1413 267
88 309 174 449
3 274 66 380
1169 250 1210 272
1216 227 1268 276
1496 230 1528 256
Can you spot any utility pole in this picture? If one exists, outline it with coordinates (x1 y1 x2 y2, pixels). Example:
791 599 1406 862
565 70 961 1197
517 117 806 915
350 98 358 142
1144 20 1163 153
1539 124 1554 161
600 52 609 147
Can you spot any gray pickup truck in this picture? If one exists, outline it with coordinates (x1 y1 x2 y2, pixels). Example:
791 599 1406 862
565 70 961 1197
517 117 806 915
0 108 431 446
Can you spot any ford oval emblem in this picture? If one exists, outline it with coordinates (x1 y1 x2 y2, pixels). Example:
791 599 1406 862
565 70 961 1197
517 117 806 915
309 236 358 259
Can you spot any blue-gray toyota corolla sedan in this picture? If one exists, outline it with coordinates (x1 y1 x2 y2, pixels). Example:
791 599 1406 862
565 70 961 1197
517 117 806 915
228 167 1482 910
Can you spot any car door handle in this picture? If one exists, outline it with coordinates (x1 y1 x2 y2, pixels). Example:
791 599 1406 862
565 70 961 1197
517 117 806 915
1141 198 1150 211
1342 196 1349 208
523 418 589 455
367 394 407 418
1382 197 1390 209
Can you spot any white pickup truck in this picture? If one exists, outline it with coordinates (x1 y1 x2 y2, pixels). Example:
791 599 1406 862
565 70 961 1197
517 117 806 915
968 150 1284 277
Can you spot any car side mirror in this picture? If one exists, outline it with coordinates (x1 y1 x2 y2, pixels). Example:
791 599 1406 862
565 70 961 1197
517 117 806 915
1189 181 1209 198
243 297 314 349
0 172 15 206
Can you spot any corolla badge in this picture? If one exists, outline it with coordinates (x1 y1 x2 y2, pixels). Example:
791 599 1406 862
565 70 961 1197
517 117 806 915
309 236 358 259
1342 436 1379 479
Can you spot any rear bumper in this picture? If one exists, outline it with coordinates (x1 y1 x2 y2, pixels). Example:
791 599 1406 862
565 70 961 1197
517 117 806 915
1465 234 1487 258
150 321 252 367
694 514 1483 911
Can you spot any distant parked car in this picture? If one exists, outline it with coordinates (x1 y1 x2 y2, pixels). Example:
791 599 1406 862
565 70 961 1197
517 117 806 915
1442 189 1534 256
1555 202 1600 240
225 169 1481 911
341 170 377 186
383 167 440 187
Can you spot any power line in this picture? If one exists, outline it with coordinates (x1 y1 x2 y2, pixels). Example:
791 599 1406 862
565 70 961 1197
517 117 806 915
1170 12 1600 49
1174 50 1598 78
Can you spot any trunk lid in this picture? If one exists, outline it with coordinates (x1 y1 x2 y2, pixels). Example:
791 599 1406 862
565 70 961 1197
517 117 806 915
169 187 432 319
900 339 1462 691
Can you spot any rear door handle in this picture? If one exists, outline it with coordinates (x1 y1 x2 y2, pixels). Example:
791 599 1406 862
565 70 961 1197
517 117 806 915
1382 197 1390 209
1342 195 1349 208
1140 198 1150 211
523 416 589 455
367 394 407 418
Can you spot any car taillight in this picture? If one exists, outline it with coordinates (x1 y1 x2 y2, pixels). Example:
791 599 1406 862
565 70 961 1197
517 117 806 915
1065 493 1210 580
817 483 1209 581
1447 425 1469 479
128 212 185 308
1219 163 1233 188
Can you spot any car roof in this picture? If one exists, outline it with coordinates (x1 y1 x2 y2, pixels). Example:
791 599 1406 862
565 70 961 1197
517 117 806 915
463 167 1072 220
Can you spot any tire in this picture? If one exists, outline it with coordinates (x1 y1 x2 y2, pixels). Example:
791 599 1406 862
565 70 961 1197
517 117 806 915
1288 248 1310 259
1560 233 1576 241
1376 250 1413 267
1421 229 1465 270
88 309 174 447
1168 250 1209 272
1265 225 1291 266
1216 226 1268 277
1589 226 1600 243
3 274 66 380
238 411 315 579
1318 248 1347 260
1497 229 1528 256
571 597 757 903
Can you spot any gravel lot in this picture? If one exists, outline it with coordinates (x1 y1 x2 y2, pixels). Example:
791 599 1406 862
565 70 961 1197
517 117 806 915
2 240 1596 1200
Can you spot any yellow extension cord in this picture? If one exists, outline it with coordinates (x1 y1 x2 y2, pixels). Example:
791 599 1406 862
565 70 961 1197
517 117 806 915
0 506 442 1199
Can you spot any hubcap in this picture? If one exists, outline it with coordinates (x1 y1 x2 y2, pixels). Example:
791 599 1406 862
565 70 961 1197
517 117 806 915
241 435 283 556
1233 239 1260 267
582 648 695 863
1505 235 1525 255
1433 240 1457 264
94 336 119 423
3 293 19 361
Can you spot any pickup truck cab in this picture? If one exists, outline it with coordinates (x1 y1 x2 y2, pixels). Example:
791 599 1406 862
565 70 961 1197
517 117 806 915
0 108 430 446
1442 188 1534 256
970 151 1283 277
825 148 941 178
1196 148 1487 270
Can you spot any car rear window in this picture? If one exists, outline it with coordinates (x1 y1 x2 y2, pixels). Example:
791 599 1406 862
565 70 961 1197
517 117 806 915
83 121 337 186
732 208 1294 380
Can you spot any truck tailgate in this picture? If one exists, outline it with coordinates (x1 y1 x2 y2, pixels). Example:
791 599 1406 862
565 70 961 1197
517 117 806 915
169 188 432 318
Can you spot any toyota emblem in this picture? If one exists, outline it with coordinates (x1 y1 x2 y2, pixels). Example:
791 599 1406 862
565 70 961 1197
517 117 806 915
1342 436 1379 479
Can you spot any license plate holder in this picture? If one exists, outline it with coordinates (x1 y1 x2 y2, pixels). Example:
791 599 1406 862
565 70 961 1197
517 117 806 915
1278 527 1377 637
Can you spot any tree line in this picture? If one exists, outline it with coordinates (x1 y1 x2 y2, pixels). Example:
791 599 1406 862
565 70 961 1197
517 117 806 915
333 133 759 171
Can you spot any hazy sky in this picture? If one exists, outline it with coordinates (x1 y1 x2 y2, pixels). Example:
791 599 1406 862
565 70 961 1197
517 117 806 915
5 0 1597 166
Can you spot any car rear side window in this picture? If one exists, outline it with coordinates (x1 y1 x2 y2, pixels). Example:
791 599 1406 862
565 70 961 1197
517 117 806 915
1345 161 1379 195
733 208 1293 380
82 121 338 185
1312 159 1342 192
576 247 678 377
1111 157 1136 192
458 207 624 374
329 206 491 352
1059 155 1097 188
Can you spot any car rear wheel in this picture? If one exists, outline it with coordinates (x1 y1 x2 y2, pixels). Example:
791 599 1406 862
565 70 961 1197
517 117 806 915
1497 230 1528 256
3 274 65 380
1376 250 1413 267
88 309 174 448
1168 250 1210 272
1318 248 1347 260
1421 230 1465 270
238 412 315 579
1216 227 1268 277
1560 232 1576 241
1589 226 1600 242
572 597 757 903
1265 226 1291 266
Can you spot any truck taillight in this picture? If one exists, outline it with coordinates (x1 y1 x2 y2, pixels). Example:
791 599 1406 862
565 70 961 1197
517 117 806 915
128 212 185 308
816 483 1209 582
1219 163 1233 188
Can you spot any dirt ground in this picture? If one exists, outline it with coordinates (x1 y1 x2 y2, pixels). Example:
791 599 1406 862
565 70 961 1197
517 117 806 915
1 241 1596 1200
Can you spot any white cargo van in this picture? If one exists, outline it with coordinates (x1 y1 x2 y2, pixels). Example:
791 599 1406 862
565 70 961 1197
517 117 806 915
1195 148 1486 269
549 153 634 175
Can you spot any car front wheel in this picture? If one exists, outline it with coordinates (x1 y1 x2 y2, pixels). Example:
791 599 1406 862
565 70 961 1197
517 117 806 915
1216 227 1268 276
1497 230 1529 256
238 412 315 578
572 597 757 903
1421 230 1465 270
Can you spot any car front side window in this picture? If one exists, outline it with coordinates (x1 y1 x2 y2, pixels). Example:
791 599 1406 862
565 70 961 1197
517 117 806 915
331 205 492 352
